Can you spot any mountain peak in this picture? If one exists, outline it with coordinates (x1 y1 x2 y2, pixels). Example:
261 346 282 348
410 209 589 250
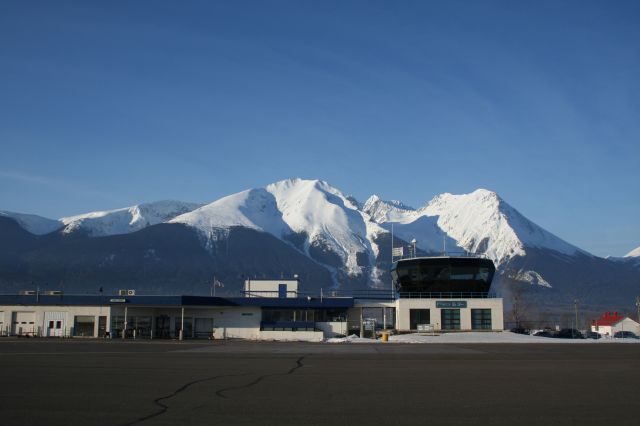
363 195 415 224
172 178 377 280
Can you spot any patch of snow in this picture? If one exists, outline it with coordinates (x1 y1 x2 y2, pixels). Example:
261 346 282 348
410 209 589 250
326 334 380 343
511 269 552 288
388 332 639 343
328 332 640 344
0 210 63 235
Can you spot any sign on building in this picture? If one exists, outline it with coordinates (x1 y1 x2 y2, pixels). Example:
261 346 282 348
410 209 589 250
436 301 467 308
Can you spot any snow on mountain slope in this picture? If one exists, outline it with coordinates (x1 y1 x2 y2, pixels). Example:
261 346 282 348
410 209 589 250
610 246 640 269
172 179 381 279
363 195 415 223
625 246 640 257
363 195 457 254
0 210 63 235
424 189 585 262
169 188 290 237
365 189 585 265
61 201 202 237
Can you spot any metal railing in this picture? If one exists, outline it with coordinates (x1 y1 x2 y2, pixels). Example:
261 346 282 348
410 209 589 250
394 251 488 260
240 290 395 300
241 291 300 298
398 292 496 299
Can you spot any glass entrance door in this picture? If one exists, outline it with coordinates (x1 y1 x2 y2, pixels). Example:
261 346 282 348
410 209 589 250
441 309 461 330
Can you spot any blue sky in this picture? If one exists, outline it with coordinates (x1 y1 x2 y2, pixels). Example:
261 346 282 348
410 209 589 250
1 1 638 257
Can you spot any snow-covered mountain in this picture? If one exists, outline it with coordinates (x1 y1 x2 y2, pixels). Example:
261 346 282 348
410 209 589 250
3 178 639 314
171 179 384 284
0 181 600 288
60 200 202 237
0 210 63 235
364 189 586 265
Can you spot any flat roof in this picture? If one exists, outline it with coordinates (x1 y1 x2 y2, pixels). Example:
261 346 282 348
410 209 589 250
0 294 354 309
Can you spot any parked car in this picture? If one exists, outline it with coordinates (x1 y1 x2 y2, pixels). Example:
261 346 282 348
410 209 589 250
584 331 602 339
533 331 555 338
555 328 584 339
613 331 639 339
510 327 529 335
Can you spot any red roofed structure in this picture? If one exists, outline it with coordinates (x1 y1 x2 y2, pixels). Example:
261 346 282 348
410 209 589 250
593 311 625 327
591 311 640 337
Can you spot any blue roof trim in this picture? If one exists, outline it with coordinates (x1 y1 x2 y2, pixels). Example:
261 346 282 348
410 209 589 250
0 295 354 309
228 297 354 309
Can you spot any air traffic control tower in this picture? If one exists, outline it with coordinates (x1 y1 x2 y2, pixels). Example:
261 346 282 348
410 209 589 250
391 256 504 332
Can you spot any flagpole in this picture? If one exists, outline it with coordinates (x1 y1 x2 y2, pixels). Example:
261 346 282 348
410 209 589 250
391 223 394 300
391 223 394 263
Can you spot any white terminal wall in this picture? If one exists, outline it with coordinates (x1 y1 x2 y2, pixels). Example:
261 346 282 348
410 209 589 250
315 321 348 337
0 305 110 337
244 279 299 297
395 298 504 331
0 305 264 339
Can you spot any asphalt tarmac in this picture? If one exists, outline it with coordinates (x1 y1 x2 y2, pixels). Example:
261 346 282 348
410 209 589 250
1 339 639 425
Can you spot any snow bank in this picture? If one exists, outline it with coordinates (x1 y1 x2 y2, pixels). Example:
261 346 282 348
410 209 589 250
326 332 640 344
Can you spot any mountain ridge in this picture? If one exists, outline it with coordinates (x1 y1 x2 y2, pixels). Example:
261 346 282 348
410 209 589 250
2 178 638 314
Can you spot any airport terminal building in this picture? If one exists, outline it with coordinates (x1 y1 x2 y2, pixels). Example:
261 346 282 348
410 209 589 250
0 257 504 340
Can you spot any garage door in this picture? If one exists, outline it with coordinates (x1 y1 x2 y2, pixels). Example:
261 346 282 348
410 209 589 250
12 312 36 336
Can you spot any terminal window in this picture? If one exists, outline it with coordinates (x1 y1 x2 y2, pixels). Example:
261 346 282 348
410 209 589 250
471 309 492 330
409 309 430 330
73 315 95 337
441 309 461 330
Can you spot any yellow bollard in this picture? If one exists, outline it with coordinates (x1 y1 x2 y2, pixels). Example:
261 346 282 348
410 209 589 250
381 332 389 342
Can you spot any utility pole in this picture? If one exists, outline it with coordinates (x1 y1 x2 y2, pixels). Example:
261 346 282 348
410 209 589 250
443 234 446 256
574 299 579 336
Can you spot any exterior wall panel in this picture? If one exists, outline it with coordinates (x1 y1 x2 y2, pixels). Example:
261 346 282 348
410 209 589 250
396 298 503 331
